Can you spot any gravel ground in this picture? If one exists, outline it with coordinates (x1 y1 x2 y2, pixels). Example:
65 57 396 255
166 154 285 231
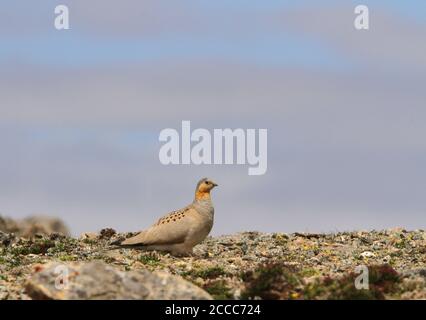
0 228 425 300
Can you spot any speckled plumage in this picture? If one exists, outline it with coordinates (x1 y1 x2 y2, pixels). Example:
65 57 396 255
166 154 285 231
120 178 218 255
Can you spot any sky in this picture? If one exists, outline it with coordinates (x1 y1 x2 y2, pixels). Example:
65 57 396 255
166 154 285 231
0 1 425 236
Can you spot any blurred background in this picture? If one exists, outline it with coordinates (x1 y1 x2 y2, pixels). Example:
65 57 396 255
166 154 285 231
0 1 425 236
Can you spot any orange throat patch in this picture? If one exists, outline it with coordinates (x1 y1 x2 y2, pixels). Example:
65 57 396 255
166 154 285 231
195 190 211 201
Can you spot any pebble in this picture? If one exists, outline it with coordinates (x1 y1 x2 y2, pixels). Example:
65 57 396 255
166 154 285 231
360 251 376 258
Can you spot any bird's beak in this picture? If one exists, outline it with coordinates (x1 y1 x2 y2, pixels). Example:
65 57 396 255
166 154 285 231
212 182 218 187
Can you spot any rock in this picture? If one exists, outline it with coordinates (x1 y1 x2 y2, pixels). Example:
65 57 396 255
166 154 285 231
25 261 212 300
79 232 98 240
48 232 67 241
0 288 8 300
0 215 70 238
293 232 321 239
386 227 407 236
382 255 392 263
99 228 116 239
0 231 15 246
360 251 376 258
0 216 19 233
403 268 426 278
20 216 70 238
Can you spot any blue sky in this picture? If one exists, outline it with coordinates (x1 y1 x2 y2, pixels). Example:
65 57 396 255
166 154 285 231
0 0 425 77
1 1 425 235
1 32 353 70
0 2 349 69
2 1 425 69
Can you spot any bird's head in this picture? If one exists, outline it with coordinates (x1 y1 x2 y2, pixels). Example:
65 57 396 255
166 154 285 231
195 177 218 201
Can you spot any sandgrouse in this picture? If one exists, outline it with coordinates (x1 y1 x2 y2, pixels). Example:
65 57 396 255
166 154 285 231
118 178 218 256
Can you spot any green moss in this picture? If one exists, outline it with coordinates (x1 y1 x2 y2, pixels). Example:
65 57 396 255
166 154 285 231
82 238 97 245
48 238 79 255
138 254 161 266
241 263 301 300
304 276 378 300
273 233 289 246
58 254 77 262
102 256 116 263
300 268 321 277
10 239 55 256
394 239 407 249
2 256 22 268
203 280 233 300
51 242 66 253
191 266 227 279
304 264 401 300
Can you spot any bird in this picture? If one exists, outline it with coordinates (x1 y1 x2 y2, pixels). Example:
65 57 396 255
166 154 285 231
116 177 218 256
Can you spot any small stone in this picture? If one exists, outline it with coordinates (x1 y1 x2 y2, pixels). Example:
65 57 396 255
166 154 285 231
360 251 376 258
79 232 98 240
0 231 14 246
382 255 392 263
0 291 8 300
99 228 117 240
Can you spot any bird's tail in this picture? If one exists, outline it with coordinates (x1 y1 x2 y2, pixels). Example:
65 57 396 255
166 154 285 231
107 239 147 250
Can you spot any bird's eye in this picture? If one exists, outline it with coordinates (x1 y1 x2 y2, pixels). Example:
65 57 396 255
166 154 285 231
205 181 210 184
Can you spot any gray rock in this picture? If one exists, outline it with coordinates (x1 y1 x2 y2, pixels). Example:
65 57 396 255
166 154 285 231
402 268 426 278
25 261 212 300
0 216 19 233
0 215 70 238
19 216 70 237
0 230 15 246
